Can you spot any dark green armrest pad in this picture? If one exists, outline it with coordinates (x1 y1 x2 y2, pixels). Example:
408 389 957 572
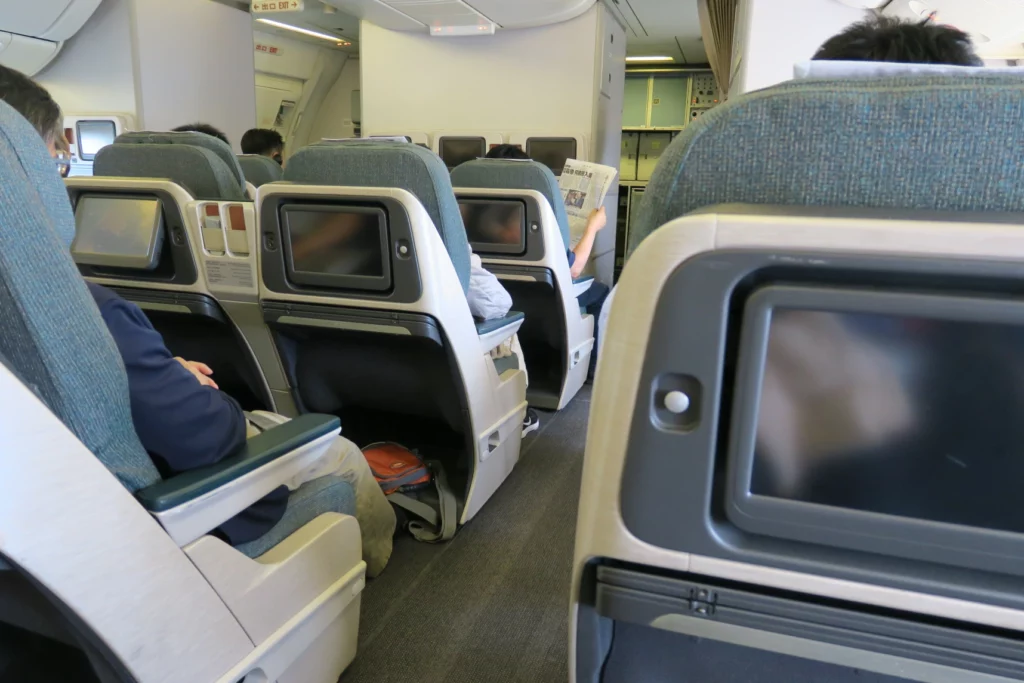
136 414 340 512
475 311 525 336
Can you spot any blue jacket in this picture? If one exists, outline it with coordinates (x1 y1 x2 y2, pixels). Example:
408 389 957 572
87 282 287 545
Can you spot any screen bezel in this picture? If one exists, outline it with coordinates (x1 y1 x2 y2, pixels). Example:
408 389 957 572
281 203 392 292
458 198 528 256
439 136 485 169
76 119 117 161
525 137 577 175
71 194 165 270
726 283 1024 565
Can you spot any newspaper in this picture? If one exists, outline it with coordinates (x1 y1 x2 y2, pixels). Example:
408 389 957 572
558 159 618 247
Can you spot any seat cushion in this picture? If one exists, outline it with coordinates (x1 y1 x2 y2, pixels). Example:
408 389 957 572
114 131 245 188
0 101 159 492
237 154 283 187
234 474 356 559
475 311 525 336
285 141 472 293
94 131 247 201
631 74 1024 255
450 159 572 249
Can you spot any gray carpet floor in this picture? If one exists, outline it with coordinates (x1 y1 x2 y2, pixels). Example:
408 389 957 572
341 387 591 683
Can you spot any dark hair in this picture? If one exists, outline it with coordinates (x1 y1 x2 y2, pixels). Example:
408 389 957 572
0 65 63 146
240 128 284 156
486 144 530 160
814 16 983 66
172 122 230 146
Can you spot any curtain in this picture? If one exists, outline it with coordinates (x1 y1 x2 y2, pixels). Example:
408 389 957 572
698 0 739 97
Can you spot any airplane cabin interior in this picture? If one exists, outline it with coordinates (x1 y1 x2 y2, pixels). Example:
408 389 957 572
1 0 1024 681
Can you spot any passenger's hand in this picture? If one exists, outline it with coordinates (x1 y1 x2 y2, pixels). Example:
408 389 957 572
587 207 607 234
175 357 219 390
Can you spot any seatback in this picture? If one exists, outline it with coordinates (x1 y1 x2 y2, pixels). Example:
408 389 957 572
451 158 571 249
451 159 592 409
238 154 283 187
69 142 277 411
287 140 472 293
94 131 247 201
576 207 1024 683
0 101 158 492
628 74 1024 255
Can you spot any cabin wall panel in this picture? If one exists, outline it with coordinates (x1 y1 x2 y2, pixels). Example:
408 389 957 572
360 10 599 134
308 57 361 142
131 0 256 151
731 0 867 95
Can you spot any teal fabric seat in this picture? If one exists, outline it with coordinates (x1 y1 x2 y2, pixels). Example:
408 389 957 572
629 74 1024 255
286 140 473 293
0 100 354 562
451 158 572 249
238 154 283 187
94 131 247 201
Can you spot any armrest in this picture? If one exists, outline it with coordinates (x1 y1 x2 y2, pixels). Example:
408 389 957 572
572 275 595 297
136 414 341 547
477 311 525 354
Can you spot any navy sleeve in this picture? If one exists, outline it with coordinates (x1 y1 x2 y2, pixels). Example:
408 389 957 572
566 250 576 268
94 293 247 475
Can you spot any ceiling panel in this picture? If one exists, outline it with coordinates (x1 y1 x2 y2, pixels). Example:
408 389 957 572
321 0 426 30
626 36 706 64
882 0 1024 52
617 0 700 40
465 0 594 29
253 3 361 52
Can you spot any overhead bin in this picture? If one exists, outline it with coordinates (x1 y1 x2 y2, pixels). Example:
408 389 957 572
0 0 102 75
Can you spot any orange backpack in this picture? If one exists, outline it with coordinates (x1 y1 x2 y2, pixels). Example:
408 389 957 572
361 442 457 543
362 442 431 495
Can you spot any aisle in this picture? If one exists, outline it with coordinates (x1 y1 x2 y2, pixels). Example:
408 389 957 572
341 388 591 683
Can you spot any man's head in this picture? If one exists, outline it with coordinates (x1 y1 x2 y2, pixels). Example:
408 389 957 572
0 64 65 155
240 128 284 164
486 144 529 160
172 122 230 146
814 16 983 66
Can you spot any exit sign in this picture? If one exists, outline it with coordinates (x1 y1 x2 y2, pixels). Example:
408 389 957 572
251 0 303 13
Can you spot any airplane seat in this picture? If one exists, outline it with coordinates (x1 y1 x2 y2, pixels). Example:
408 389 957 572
97 130 247 200
262 140 528 525
238 153 284 187
452 158 594 410
626 74 1024 255
574 74 1024 683
0 101 365 682
72 131 288 413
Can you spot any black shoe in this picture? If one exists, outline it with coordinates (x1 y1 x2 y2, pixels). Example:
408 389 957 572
522 408 540 437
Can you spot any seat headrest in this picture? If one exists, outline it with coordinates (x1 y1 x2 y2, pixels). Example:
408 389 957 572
237 154 284 187
93 131 247 201
794 60 1024 81
285 141 472 293
630 74 1024 255
450 159 571 250
0 100 160 492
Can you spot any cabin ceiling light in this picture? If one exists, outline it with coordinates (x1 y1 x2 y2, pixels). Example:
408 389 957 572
626 55 674 62
256 18 350 45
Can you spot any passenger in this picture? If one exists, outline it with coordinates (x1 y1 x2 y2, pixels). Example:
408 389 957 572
171 122 231 146
241 127 285 165
486 143 608 378
813 15 983 66
0 65 395 576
